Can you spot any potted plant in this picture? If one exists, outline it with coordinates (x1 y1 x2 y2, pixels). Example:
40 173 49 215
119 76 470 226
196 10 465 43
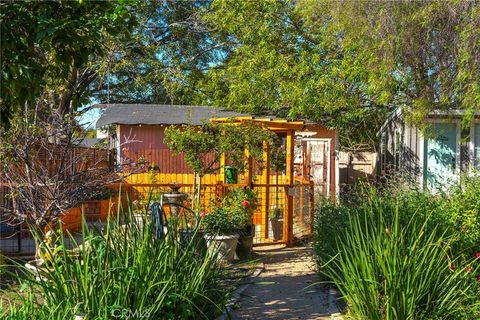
220 188 258 259
269 205 283 240
201 206 248 263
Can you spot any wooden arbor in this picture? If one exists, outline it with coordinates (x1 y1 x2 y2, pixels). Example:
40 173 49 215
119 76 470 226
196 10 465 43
210 117 307 246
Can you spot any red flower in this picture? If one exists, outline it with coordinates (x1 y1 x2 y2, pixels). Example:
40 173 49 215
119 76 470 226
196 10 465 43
449 263 456 271
465 266 474 273
475 252 480 259
200 211 207 217
241 200 250 207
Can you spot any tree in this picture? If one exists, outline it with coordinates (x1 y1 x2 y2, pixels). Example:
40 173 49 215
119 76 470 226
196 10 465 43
0 104 138 234
199 0 480 149
304 1 480 129
164 121 279 207
0 0 134 129
92 0 225 105
198 0 385 149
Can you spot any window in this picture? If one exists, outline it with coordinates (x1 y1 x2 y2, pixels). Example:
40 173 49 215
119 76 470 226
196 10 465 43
475 124 480 168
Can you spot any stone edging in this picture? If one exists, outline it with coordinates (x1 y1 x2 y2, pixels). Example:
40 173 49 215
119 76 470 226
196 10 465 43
216 263 265 320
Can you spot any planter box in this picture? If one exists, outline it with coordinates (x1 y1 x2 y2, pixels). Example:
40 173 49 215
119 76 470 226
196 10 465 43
82 200 101 221
45 207 82 233
99 199 112 220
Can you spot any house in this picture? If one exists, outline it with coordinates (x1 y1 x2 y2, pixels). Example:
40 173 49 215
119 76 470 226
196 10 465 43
377 108 480 190
96 104 339 197
95 104 339 246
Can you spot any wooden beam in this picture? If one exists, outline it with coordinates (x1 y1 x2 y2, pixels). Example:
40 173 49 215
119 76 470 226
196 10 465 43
219 153 226 183
262 142 270 240
210 117 305 130
284 130 295 246
210 116 254 122
286 130 294 185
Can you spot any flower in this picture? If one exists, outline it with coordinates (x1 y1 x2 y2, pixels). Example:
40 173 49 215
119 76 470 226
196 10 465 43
475 252 480 259
465 266 473 272
241 200 250 207
449 263 456 271
200 211 207 217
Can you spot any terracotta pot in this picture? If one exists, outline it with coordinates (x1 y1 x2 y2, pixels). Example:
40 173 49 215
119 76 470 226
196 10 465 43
204 234 239 263
236 225 254 259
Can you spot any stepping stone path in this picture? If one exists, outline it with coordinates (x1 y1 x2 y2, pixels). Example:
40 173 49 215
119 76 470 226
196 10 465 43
228 243 340 320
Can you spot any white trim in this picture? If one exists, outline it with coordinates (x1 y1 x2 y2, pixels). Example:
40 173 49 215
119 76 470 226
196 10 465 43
326 142 331 198
473 120 480 169
116 125 121 170
456 119 461 180
302 138 331 142
335 131 340 201
428 110 480 117
419 130 424 189
469 124 475 171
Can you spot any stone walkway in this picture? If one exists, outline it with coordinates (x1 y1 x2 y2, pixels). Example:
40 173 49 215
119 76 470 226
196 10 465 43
228 243 340 320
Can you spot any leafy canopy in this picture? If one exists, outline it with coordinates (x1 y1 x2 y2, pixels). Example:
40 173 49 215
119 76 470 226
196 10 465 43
199 0 480 148
0 0 134 128
164 121 278 177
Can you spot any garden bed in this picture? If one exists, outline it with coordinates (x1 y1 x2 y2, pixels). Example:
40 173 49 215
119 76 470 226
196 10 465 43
313 182 480 319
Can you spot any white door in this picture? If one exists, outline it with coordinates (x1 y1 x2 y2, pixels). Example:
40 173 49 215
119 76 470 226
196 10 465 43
306 139 330 197
424 123 458 190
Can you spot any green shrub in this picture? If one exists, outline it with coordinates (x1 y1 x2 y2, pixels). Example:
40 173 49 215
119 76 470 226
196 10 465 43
2 205 229 319
438 175 480 259
314 185 448 277
202 188 257 235
320 199 477 319
314 183 480 319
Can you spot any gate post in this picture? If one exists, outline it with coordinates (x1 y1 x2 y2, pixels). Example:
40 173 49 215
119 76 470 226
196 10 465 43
284 130 295 246
262 142 270 240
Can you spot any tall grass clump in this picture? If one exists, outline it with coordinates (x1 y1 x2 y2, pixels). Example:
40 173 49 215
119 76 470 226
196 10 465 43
315 184 480 319
2 203 229 319
314 185 446 277
323 205 474 319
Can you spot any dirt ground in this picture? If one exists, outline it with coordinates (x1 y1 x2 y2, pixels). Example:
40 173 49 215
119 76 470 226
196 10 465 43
227 243 340 320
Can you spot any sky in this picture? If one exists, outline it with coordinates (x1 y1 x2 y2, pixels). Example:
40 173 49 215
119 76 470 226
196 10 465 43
77 106 101 130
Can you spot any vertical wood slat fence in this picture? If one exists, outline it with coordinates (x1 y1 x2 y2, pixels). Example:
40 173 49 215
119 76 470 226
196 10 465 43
0 146 112 256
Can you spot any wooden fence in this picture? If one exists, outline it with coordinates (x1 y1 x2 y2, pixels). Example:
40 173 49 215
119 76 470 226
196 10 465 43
339 151 377 192
114 172 314 246
0 145 112 256
1 165 314 256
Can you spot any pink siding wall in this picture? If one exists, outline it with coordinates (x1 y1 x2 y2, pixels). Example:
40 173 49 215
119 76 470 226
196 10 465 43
119 125 193 174
118 123 337 195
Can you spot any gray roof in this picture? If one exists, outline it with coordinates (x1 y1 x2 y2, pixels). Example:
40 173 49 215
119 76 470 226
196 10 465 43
377 107 480 136
95 104 249 128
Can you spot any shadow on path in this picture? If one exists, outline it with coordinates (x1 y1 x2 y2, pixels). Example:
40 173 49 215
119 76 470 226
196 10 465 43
228 244 339 320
